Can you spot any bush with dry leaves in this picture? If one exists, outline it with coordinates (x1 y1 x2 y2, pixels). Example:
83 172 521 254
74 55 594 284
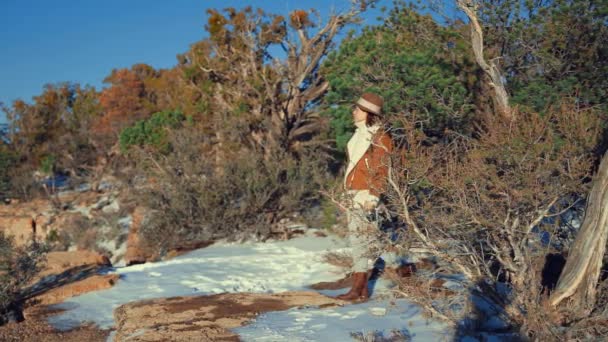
382 102 604 339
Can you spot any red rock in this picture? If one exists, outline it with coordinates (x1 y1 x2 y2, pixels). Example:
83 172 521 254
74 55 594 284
24 250 116 306
0 215 39 245
113 291 344 341
0 199 54 246
40 250 111 279
124 206 152 266
34 274 119 305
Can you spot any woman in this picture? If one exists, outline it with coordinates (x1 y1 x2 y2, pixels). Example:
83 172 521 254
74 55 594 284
337 92 393 301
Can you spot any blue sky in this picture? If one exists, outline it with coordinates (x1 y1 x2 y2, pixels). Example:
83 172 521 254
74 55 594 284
0 0 387 123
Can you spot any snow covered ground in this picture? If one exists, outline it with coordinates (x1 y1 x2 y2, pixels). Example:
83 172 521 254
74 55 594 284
235 298 449 341
47 231 450 341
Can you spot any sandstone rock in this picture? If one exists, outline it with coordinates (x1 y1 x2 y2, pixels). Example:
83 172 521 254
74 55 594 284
0 301 111 342
26 251 115 306
56 190 100 214
0 215 55 245
96 175 123 192
34 274 119 305
124 206 153 266
0 199 53 217
0 189 122 250
0 216 37 246
0 199 55 246
91 194 120 213
101 199 120 214
163 240 215 260
43 212 90 240
114 291 344 341
40 250 111 279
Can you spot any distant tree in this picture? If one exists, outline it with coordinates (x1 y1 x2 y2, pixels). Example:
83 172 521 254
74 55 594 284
145 68 194 118
0 146 15 199
0 115 12 198
95 64 160 138
2 83 101 197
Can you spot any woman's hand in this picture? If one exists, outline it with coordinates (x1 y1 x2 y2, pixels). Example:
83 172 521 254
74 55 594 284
351 190 379 212
362 200 377 212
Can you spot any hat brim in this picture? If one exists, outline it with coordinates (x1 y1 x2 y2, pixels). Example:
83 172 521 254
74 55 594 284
356 97 382 116
356 104 381 116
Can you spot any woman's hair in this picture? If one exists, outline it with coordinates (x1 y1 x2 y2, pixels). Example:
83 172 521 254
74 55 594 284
365 112 382 126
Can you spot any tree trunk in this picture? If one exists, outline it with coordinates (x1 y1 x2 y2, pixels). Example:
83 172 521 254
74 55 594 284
550 151 608 314
456 0 511 120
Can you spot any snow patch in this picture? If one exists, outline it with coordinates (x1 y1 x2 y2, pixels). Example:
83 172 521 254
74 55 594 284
48 234 349 330
234 299 449 341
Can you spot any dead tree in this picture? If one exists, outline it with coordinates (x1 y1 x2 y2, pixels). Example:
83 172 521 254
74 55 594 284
550 152 608 314
277 4 376 151
187 2 376 156
456 0 511 120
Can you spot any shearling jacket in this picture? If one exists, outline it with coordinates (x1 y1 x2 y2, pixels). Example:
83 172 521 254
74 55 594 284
344 125 393 198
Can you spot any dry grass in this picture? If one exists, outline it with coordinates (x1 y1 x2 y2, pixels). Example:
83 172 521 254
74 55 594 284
350 330 411 342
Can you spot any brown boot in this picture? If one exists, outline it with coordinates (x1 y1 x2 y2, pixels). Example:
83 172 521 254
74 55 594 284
359 277 369 300
336 272 369 301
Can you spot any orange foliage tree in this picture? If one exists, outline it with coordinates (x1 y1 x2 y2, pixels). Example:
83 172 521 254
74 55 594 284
94 64 160 139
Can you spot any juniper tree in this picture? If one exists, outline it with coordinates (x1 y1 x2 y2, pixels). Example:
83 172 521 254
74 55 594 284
321 2 480 151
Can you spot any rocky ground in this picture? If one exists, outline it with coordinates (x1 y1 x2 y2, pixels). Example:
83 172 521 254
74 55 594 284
0 249 118 341
0 291 346 342
113 291 345 341
0 305 110 342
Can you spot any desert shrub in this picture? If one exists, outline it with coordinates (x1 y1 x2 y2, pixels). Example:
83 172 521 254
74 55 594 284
44 229 69 251
54 214 96 251
0 231 48 325
133 127 331 254
0 145 43 201
4 164 44 201
318 197 340 230
381 102 603 339
0 148 16 199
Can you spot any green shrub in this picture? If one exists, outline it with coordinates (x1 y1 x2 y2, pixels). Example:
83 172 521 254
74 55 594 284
119 110 187 153
39 155 55 174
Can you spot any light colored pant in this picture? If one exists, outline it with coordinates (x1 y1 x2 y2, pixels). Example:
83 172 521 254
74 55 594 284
346 190 400 272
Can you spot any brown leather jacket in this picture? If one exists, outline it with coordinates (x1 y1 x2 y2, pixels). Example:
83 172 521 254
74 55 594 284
345 131 393 197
